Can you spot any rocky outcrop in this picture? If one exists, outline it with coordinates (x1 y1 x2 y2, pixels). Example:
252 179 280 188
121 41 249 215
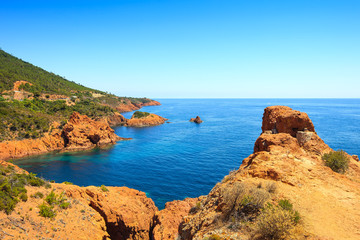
65 185 158 240
190 116 203 124
62 112 121 151
104 112 127 127
151 198 202 240
179 106 360 240
0 112 123 160
116 100 161 113
125 113 167 127
262 106 315 136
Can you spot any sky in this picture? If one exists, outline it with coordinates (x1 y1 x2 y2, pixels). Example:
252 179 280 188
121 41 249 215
1 0 359 98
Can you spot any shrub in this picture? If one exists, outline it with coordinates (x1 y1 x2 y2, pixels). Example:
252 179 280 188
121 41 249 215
132 111 150 119
19 192 28 202
38 203 56 218
100 185 109 192
31 191 44 199
59 201 70 209
45 190 58 205
208 234 222 240
322 150 349 173
221 182 270 221
62 181 73 185
266 182 277 194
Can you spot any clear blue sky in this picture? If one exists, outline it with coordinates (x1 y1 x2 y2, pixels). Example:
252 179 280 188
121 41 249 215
1 0 359 98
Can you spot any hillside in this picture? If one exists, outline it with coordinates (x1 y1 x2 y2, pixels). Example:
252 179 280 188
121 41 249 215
0 49 159 141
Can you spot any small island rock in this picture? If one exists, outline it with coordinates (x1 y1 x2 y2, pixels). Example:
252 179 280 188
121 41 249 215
190 116 203 124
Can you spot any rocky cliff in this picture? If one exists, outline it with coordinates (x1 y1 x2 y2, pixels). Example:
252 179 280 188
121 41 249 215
179 106 360 240
115 100 161 113
0 112 123 160
1 106 359 240
125 112 168 127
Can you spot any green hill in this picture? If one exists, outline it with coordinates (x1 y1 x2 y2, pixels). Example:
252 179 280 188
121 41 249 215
0 49 154 141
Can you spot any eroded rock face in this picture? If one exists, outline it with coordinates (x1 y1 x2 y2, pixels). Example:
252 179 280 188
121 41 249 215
104 112 127 127
190 116 203 123
152 198 201 240
65 186 158 240
262 106 315 137
125 113 167 127
116 100 161 113
62 112 121 150
0 112 122 160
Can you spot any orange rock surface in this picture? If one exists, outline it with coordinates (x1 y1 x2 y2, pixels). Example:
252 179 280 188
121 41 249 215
0 112 122 160
190 116 203 123
125 113 167 127
116 100 161 113
262 106 315 136
179 106 360 240
152 198 202 240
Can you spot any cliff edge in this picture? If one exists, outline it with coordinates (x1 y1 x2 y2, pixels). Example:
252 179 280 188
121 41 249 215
0 112 123 160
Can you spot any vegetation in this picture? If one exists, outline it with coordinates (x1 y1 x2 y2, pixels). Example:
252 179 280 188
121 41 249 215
39 190 71 218
133 111 150 119
216 181 301 239
254 199 300 239
322 150 350 173
38 203 56 218
0 49 92 95
100 185 109 192
31 191 44 199
0 49 156 141
0 165 47 214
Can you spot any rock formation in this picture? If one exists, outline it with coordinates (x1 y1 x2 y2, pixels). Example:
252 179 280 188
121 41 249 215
103 112 127 127
179 106 360 239
116 100 161 113
262 106 315 136
0 112 123 160
190 116 203 123
125 113 167 127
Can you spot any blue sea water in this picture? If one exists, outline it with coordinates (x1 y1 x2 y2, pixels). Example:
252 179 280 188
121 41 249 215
14 99 360 209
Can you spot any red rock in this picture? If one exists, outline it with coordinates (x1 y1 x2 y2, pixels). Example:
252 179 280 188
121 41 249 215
0 112 123 160
190 116 203 123
152 198 200 240
65 185 158 240
262 106 315 137
125 113 167 127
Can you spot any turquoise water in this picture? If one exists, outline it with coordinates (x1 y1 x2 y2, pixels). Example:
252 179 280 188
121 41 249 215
15 99 360 209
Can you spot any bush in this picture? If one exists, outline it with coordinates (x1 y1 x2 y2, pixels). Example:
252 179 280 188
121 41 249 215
0 166 47 214
255 205 296 240
322 150 349 173
45 190 57 205
62 181 73 185
38 203 56 218
221 182 270 221
31 191 44 199
19 192 28 202
208 234 222 240
59 201 70 209
100 185 109 192
132 111 150 119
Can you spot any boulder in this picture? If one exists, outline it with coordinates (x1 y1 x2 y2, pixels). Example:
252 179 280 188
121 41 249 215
190 116 203 124
262 106 315 137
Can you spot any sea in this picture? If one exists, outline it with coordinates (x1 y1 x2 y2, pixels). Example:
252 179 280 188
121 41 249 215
14 99 360 209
